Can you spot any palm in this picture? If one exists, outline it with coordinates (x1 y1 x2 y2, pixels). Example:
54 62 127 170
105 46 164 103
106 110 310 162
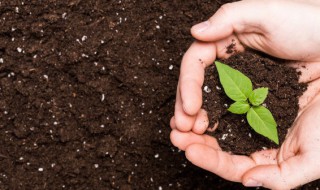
170 78 320 189
245 94 320 189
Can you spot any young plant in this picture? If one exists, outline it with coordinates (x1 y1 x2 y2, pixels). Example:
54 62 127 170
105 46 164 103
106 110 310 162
215 61 279 144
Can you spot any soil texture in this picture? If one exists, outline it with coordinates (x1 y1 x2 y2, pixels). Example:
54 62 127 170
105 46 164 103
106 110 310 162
203 51 306 155
0 0 319 190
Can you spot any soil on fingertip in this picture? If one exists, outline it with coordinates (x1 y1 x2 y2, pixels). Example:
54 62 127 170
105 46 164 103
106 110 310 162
203 51 307 155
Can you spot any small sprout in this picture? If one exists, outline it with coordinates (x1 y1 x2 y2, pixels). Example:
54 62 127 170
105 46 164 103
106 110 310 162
215 61 278 144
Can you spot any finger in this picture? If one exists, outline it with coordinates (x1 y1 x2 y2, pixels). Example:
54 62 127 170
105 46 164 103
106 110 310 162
250 149 278 165
185 144 256 182
207 121 219 132
290 62 320 83
277 136 298 163
299 78 320 110
243 154 320 189
170 129 220 151
174 84 196 131
292 0 320 6
170 116 176 129
215 35 245 59
192 109 209 134
179 41 216 115
191 1 267 42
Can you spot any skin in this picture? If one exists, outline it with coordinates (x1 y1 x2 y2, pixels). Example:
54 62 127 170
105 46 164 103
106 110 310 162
170 0 320 189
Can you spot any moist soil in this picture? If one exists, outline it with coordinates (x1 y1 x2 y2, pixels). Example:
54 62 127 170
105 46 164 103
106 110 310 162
203 51 306 155
0 0 319 190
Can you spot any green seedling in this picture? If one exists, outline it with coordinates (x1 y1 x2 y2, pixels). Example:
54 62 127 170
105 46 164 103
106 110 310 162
215 61 279 144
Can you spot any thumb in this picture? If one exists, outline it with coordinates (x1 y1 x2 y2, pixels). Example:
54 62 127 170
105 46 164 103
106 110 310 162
191 0 270 42
242 155 320 189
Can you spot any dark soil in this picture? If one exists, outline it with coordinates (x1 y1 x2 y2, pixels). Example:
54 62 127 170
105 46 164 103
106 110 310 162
203 51 307 155
0 0 319 190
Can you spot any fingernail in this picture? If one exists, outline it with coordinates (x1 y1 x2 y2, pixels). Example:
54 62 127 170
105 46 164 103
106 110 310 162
192 21 210 33
244 179 262 187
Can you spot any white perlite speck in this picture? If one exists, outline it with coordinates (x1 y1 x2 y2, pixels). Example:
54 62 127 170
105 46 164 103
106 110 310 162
17 47 22 52
169 65 173 70
204 86 211 93
81 36 87 41
38 168 44 172
62 13 67 19
0 58 3 63
154 154 159 158
101 94 105 101
221 134 228 140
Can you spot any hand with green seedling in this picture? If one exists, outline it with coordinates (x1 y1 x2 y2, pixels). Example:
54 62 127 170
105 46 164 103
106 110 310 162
170 0 320 189
215 61 278 144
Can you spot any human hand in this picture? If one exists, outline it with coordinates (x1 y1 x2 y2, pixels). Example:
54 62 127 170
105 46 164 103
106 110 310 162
171 0 320 133
171 92 320 189
170 0 320 189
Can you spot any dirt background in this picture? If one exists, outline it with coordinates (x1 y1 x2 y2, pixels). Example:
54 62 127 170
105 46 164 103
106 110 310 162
0 0 319 189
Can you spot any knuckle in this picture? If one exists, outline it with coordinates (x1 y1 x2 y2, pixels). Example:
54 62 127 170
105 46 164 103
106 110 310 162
216 3 234 19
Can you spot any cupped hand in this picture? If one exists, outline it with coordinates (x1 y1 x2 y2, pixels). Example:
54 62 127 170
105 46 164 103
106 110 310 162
171 0 320 133
171 92 320 189
170 0 320 189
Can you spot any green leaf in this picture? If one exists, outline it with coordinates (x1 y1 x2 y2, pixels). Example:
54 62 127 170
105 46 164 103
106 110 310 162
215 61 253 102
228 101 250 114
246 106 279 144
249 87 269 106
